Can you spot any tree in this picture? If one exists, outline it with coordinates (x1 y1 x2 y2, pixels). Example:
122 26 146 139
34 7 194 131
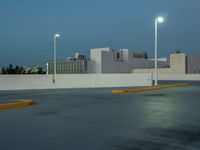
7 64 14 74
19 66 25 74
1 67 7 74
1 64 45 74
15 65 19 74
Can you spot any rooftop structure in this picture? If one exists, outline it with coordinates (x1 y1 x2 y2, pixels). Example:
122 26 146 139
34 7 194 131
47 47 200 75
87 48 168 74
133 53 200 74
47 53 87 74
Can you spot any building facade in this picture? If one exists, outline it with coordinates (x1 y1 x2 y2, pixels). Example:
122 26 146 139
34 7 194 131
87 48 168 74
47 53 87 74
47 47 200 75
133 53 200 74
48 60 87 74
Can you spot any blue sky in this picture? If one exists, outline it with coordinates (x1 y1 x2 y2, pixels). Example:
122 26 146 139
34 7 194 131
0 0 200 67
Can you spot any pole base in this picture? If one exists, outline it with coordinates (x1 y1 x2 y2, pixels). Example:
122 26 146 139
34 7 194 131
52 78 55 83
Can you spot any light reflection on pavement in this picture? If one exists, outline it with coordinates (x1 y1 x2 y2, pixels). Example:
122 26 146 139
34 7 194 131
0 81 200 150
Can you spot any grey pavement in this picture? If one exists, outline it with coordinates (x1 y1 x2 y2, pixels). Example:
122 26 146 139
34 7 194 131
0 81 200 150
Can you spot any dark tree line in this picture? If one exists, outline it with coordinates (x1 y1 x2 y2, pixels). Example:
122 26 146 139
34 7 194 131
1 64 46 74
1 64 24 74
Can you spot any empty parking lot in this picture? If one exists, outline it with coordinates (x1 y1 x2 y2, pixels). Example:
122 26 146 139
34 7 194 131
0 81 200 150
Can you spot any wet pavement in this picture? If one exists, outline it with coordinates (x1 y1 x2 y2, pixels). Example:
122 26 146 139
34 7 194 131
0 81 200 150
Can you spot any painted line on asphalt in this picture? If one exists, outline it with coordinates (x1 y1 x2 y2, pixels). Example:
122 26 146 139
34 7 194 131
0 99 34 110
112 83 190 94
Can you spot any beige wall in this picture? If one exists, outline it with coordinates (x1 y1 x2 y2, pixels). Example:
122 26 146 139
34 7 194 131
170 53 186 74
132 68 173 74
0 74 152 91
157 74 200 81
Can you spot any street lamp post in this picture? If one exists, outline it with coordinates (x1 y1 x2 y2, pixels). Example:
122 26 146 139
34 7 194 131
154 17 164 86
53 33 60 83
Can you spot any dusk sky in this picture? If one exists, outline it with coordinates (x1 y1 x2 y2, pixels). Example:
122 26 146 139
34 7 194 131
0 0 200 67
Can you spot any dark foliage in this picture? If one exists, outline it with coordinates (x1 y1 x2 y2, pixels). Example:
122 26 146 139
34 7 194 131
1 64 46 74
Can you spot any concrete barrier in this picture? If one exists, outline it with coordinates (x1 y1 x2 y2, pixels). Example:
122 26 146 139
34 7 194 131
155 74 200 81
0 74 152 91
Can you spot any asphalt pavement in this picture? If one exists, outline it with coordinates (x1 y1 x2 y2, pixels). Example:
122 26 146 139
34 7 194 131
0 81 200 150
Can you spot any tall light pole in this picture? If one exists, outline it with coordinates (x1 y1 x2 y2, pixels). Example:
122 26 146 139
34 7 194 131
154 17 164 86
53 33 60 83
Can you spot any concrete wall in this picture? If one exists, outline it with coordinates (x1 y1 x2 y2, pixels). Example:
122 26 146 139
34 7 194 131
130 58 168 69
89 47 169 74
89 49 103 73
90 51 200 75
132 53 186 74
0 74 152 91
170 53 186 74
155 74 200 81
101 51 131 73
186 54 200 74
89 48 132 73
133 68 173 74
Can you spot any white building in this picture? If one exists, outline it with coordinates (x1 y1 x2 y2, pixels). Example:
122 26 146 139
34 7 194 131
47 47 200 74
87 47 169 74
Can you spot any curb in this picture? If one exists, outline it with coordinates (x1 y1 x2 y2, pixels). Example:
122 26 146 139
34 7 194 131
0 99 34 110
112 83 190 94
